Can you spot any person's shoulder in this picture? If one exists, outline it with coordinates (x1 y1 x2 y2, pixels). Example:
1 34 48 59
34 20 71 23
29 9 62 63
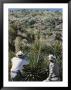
11 57 17 61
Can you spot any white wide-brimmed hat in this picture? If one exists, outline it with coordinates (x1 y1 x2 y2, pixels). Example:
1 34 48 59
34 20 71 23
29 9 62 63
16 51 24 57
48 54 56 61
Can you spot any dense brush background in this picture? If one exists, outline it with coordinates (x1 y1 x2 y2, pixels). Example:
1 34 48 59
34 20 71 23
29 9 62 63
8 9 62 81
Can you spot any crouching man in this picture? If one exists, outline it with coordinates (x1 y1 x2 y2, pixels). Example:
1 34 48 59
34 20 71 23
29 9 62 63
10 51 29 81
44 54 60 81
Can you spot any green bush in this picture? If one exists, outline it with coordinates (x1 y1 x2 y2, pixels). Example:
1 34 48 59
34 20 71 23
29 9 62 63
55 33 62 41
48 32 53 37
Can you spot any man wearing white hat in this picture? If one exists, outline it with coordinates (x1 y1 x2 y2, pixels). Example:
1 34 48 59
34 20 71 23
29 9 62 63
44 54 60 81
10 51 29 81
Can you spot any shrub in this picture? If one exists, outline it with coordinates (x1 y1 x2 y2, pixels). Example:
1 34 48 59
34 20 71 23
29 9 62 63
55 33 62 41
48 32 53 37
